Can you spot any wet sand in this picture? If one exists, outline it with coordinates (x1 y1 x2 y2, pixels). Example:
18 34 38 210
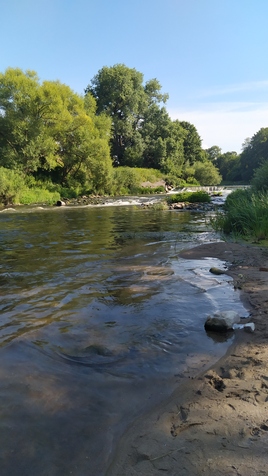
106 241 268 476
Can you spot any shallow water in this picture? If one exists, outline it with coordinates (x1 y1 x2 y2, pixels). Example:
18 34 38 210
0 205 248 475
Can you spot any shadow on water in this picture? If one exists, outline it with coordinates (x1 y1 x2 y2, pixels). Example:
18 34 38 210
0 205 248 475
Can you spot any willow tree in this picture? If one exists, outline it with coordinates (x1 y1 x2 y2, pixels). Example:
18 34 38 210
0 68 113 193
0 68 57 173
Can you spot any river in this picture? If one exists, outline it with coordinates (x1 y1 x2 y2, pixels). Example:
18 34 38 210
0 203 248 475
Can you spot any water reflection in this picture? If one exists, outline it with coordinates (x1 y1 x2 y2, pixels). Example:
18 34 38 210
0 205 247 475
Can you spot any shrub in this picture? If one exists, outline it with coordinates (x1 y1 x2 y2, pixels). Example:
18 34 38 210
211 188 268 241
133 186 166 194
0 167 27 205
16 187 60 205
111 167 165 195
166 191 211 204
193 161 222 185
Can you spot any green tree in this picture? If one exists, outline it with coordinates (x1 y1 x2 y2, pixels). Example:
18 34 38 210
85 64 168 166
215 151 240 182
251 159 268 192
193 161 222 185
205 145 222 162
239 128 268 182
179 121 204 165
0 68 57 172
0 68 113 193
0 166 26 205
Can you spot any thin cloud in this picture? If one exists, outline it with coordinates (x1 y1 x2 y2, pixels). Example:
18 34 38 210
199 81 268 98
168 102 268 153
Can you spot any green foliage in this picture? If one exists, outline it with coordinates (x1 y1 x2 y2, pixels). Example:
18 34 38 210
110 167 165 195
0 166 26 205
0 167 60 205
86 64 187 175
111 167 140 194
211 188 268 241
132 167 163 182
179 121 204 165
0 68 113 195
239 127 268 182
166 191 211 204
193 160 222 185
16 187 60 205
0 68 57 172
205 145 222 161
133 186 165 194
251 160 268 192
214 151 241 182
86 64 153 164
0 64 252 205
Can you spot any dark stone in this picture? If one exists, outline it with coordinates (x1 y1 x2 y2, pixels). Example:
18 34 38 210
209 267 226 275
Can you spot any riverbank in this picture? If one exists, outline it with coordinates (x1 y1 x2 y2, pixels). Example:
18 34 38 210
107 241 268 476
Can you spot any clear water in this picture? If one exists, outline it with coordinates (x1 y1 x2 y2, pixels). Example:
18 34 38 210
0 205 247 475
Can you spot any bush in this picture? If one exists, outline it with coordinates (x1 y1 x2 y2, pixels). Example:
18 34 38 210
0 168 61 205
166 191 211 204
132 186 166 194
111 167 165 195
211 188 268 241
193 161 222 185
16 187 60 205
0 167 27 205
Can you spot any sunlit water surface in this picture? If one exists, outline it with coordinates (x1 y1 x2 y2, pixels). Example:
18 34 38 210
0 205 248 475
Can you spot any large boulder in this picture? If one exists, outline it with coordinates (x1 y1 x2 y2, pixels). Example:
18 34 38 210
205 311 241 332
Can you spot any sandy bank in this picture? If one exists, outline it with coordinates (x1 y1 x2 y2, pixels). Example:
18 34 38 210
106 241 268 476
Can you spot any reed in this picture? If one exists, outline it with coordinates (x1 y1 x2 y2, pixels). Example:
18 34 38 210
211 189 268 241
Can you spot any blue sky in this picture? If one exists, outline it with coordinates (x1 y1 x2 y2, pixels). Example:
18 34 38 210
2 0 268 153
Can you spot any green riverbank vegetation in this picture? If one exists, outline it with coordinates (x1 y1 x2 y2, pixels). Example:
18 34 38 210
1 65 268 215
166 190 211 205
0 65 222 205
211 161 268 242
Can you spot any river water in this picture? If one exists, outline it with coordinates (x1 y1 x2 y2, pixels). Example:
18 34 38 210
0 203 248 475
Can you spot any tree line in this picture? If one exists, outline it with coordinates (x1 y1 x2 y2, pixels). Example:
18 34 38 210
205 127 268 184
0 64 268 204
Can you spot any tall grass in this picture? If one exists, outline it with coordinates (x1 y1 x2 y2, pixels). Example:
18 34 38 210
16 187 60 205
211 189 268 241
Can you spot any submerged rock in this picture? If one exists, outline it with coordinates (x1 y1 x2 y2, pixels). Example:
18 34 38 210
205 311 241 332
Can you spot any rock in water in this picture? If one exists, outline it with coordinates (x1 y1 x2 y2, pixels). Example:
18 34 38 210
209 267 226 275
205 310 241 332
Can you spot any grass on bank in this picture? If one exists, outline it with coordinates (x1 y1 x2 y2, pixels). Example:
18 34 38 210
16 188 60 205
0 167 61 205
211 188 268 242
